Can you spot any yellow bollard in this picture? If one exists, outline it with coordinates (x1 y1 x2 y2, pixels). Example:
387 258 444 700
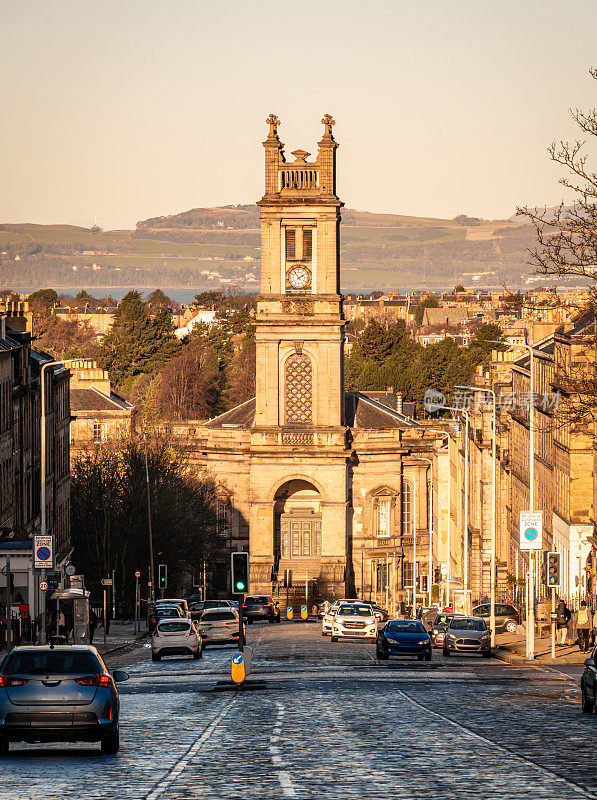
286 606 293 620
301 605 308 619
231 651 246 684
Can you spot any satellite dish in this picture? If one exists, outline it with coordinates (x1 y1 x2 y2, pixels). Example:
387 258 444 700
65 564 76 576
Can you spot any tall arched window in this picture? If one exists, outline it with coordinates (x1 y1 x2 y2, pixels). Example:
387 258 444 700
285 353 312 425
402 480 413 535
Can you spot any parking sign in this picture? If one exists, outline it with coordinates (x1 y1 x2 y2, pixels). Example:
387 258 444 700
520 511 543 551
33 535 54 569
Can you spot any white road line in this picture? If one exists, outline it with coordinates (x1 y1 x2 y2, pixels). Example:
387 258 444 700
396 690 596 799
145 696 239 800
276 771 298 797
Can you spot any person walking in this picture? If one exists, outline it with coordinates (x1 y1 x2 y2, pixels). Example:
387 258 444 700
574 601 593 653
556 600 571 646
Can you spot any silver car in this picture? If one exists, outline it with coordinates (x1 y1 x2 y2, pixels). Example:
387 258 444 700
442 616 492 657
197 608 243 646
0 645 128 754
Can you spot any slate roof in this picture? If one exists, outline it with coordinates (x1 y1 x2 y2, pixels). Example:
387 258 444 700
205 393 417 430
70 387 133 412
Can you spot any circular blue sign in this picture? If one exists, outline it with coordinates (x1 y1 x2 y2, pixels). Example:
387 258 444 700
524 527 539 542
232 653 244 665
36 546 51 561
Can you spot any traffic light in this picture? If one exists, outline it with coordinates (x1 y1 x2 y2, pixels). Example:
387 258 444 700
231 551 250 594
419 574 429 593
547 551 561 588
158 564 167 590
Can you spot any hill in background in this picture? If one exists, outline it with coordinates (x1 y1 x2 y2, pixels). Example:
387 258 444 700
0 206 568 296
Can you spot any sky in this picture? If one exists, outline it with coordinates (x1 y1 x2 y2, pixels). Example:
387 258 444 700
2 0 597 230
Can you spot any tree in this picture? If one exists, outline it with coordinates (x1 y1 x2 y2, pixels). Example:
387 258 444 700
70 434 222 611
28 288 58 306
518 67 597 420
194 290 222 307
75 289 95 301
454 285 466 293
147 289 172 309
158 341 221 420
415 295 439 325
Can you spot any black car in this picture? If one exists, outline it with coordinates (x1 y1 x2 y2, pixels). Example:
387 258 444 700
430 613 464 648
472 603 520 634
581 649 597 713
242 596 281 623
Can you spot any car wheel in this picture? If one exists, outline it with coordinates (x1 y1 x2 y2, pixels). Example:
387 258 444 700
443 648 450 657
425 651 432 661
101 727 120 755
247 618 254 625
331 636 338 642
276 615 281 623
0 738 9 755
377 648 388 660
482 650 492 658
582 687 595 714
321 631 327 637
269 616 275 624
152 653 161 662
505 620 517 633
193 647 202 659
417 654 424 661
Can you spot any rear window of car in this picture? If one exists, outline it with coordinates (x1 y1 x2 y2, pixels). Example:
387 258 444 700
189 603 204 612
202 612 236 621
203 601 229 608
157 622 191 632
156 607 181 617
246 597 269 604
5 650 101 675
386 621 425 633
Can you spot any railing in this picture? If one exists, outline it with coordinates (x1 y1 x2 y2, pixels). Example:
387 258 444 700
279 169 319 190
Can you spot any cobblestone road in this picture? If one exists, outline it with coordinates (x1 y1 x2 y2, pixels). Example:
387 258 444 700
0 622 595 799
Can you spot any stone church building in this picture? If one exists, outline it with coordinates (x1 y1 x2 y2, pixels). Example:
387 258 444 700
185 116 448 606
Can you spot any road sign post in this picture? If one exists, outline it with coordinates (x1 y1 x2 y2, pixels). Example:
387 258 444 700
134 570 141 633
34 535 54 645
101 578 112 646
520 511 543 660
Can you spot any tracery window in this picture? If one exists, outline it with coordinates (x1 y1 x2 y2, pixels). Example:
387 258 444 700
284 354 312 425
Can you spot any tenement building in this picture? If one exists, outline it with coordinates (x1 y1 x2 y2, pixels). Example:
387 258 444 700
180 116 448 606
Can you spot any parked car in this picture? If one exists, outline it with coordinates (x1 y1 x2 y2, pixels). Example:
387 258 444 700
197 609 244 646
151 618 202 661
149 605 183 632
0 645 128 754
377 619 432 661
321 606 338 636
242 596 281 623
430 613 464 648
417 606 440 631
472 603 520 634
331 603 377 643
581 649 597 713
443 616 491 657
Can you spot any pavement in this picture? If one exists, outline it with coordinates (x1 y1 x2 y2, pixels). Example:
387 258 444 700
494 625 591 666
0 620 595 799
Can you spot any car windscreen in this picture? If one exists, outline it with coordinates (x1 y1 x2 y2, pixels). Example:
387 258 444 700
338 605 372 616
386 621 425 633
4 650 101 675
433 615 452 625
157 622 191 632
202 612 236 621
246 596 269 604
449 618 486 631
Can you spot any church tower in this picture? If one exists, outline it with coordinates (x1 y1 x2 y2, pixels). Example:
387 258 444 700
255 114 345 432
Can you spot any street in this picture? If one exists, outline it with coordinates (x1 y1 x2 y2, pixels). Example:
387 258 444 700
0 621 595 800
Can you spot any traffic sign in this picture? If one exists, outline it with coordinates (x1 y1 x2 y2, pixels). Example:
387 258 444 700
519 511 543 551
65 564 76 576
33 535 54 569
135 570 141 578
101 578 113 587
39 581 48 591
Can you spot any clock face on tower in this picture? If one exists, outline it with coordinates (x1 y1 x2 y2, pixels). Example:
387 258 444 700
287 266 311 291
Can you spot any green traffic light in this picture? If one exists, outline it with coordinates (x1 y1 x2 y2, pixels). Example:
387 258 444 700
235 581 246 591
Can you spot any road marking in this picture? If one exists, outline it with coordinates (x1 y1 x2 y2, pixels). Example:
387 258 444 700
276 771 298 797
396 690 596 798
270 702 299 796
145 696 239 800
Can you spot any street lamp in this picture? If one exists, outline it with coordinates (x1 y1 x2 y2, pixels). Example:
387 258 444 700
486 339 537 660
409 457 432 609
40 358 76 644
455 385 497 648
424 428 454 610
446 407 470 596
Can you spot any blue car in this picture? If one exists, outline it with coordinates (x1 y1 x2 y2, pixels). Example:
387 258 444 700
376 619 432 661
0 645 128 754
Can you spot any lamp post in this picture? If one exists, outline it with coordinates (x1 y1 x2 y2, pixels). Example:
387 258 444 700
486 339 537 659
143 431 156 604
40 358 75 645
409 457 432 609
424 429 453 609
447 407 470 595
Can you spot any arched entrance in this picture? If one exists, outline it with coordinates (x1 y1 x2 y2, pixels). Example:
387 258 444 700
273 480 322 577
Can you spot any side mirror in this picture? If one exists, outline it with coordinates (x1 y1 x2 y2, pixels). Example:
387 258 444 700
112 670 129 683
584 658 595 668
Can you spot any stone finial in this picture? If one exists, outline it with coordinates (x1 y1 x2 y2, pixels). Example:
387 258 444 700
291 149 311 163
321 113 335 138
266 113 281 138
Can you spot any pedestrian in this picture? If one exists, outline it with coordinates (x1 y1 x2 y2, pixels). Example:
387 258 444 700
574 601 593 653
58 610 67 639
89 607 97 644
555 599 571 646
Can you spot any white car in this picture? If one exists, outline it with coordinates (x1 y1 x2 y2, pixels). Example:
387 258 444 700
322 599 369 636
152 618 202 661
331 603 378 643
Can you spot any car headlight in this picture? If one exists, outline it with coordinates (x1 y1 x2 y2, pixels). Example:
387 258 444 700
432 628 439 634
417 639 430 645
